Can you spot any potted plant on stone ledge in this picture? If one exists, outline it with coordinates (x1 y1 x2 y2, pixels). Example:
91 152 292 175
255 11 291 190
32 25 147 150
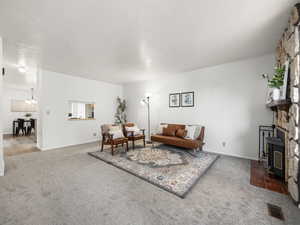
268 66 285 101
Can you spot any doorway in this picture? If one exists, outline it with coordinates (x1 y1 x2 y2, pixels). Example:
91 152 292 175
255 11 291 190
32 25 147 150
2 40 40 157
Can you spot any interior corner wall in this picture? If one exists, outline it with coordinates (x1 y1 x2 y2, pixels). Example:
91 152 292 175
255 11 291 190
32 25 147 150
123 54 274 160
0 37 5 176
38 70 123 150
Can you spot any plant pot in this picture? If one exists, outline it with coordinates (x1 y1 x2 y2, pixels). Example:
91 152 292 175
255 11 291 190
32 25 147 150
272 88 280 101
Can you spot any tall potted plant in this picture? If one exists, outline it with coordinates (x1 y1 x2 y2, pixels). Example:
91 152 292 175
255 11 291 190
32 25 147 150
115 97 127 124
268 66 285 101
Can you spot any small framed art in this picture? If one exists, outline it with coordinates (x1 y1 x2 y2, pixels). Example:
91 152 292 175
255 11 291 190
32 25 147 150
169 93 180 107
181 92 194 107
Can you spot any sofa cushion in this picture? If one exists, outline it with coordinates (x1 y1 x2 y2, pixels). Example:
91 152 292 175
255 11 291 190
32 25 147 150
151 134 198 149
175 128 187 138
162 127 176 136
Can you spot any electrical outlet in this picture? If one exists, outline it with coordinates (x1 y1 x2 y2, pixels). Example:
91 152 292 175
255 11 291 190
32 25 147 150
93 133 97 137
222 142 226 147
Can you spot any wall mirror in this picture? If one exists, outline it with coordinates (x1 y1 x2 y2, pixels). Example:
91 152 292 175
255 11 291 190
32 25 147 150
68 101 95 120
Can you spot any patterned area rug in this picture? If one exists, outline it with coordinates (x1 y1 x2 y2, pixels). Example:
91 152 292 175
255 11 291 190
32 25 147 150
88 144 219 198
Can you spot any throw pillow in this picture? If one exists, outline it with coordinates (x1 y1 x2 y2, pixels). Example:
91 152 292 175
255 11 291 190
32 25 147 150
157 124 168 134
193 125 201 139
175 129 187 138
167 124 184 131
109 129 124 139
162 127 176 136
126 126 141 136
166 124 179 134
125 123 135 127
185 125 196 139
109 125 121 132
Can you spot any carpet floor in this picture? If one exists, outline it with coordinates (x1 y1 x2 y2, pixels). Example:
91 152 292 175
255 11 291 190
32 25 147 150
0 141 299 225
89 144 219 198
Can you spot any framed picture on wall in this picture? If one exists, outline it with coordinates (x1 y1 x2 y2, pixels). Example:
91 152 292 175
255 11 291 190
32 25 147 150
169 93 180 107
181 92 194 107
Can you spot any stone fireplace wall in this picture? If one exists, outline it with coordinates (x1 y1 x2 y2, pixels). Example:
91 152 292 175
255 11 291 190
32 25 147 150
276 4 300 207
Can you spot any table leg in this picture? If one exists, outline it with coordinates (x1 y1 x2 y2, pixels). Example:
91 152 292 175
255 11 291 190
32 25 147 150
13 122 15 136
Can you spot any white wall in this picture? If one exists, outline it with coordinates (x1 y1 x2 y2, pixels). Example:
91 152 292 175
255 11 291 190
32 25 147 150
0 37 5 176
38 70 123 150
2 86 38 134
123 54 274 160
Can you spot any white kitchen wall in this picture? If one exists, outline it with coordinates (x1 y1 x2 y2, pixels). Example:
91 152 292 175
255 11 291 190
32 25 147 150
0 37 5 176
2 86 38 134
124 54 274 160
38 70 123 150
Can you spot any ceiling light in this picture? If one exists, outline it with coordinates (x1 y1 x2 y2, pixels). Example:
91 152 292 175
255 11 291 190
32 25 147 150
18 65 28 73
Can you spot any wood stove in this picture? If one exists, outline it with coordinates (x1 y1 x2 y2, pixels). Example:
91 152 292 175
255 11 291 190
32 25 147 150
266 131 285 179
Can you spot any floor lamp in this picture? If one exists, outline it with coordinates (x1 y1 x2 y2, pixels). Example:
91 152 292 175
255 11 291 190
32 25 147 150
141 94 152 143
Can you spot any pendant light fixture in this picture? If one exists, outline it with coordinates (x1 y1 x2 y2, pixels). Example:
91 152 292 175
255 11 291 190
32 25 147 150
26 88 37 104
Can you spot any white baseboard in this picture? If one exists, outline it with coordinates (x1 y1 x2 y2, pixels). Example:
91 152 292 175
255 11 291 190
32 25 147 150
40 139 99 151
35 140 258 161
204 149 258 161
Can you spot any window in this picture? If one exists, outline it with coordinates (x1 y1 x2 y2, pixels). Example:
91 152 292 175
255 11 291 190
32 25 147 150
68 101 95 120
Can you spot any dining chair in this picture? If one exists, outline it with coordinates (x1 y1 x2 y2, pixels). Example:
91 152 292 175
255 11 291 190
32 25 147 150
27 119 35 135
16 119 26 136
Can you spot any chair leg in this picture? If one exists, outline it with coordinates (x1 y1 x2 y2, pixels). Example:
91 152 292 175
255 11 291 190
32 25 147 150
132 140 135 149
126 141 128 152
101 140 104 152
111 144 114 155
143 138 146 147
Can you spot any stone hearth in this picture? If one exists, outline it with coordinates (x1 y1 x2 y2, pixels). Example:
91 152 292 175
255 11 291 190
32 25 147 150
276 3 300 207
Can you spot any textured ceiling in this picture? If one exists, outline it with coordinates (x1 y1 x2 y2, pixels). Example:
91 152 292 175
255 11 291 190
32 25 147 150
0 0 298 84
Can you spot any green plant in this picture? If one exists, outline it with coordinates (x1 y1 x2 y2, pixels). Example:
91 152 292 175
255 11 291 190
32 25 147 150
24 113 32 118
115 97 127 124
268 66 285 88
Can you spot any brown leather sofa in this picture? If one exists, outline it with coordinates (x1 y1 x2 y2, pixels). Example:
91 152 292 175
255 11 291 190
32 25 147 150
151 123 205 151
